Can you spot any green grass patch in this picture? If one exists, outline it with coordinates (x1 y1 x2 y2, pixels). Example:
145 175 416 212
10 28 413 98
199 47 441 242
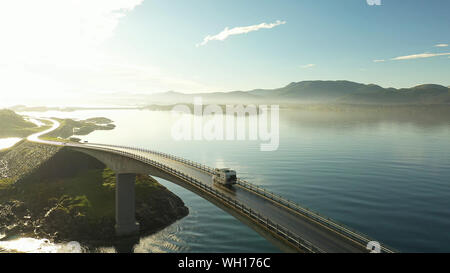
44 118 115 139
6 165 164 222
0 178 16 191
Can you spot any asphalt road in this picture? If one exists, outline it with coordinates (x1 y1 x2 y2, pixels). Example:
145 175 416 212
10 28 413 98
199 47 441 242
85 143 369 253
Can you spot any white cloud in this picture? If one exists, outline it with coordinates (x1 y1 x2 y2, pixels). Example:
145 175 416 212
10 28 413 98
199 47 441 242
196 20 286 47
300 64 316 69
391 52 450 60
434 44 448 47
373 59 385 63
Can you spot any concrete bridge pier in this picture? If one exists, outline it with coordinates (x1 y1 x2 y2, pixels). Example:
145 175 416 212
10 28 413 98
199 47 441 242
115 173 140 236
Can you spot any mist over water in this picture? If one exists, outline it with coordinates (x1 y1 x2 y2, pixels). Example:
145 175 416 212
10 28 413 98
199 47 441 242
11 108 450 252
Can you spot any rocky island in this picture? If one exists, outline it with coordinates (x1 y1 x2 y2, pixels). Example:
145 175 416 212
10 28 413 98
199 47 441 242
0 110 189 251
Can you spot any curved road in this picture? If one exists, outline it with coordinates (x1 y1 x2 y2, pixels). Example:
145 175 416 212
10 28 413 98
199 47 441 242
27 118 63 145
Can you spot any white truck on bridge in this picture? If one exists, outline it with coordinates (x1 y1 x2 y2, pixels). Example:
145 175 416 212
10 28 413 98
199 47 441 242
212 168 237 186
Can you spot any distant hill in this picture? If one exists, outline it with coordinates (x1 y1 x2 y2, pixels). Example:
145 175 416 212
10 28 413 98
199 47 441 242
0 109 38 138
144 81 450 105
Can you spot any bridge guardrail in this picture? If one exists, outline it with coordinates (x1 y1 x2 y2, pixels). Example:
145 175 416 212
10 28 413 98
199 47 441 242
142 146 394 253
72 143 324 253
81 143 395 253
235 178 395 253
86 143 215 174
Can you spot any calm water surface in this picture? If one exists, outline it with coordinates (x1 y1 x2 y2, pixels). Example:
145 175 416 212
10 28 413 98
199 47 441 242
8 109 450 253
0 138 22 150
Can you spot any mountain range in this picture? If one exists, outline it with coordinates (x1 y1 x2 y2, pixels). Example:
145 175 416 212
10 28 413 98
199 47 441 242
142 81 450 105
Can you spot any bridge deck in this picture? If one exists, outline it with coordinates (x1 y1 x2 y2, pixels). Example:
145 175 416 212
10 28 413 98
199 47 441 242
83 143 369 253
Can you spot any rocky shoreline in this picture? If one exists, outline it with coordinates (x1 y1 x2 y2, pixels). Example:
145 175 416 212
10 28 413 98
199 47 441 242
0 141 189 248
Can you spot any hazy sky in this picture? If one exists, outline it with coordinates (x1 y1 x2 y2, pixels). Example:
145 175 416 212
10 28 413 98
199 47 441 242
0 0 449 104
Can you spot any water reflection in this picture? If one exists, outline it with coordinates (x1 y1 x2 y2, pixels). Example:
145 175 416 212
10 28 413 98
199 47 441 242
0 138 22 150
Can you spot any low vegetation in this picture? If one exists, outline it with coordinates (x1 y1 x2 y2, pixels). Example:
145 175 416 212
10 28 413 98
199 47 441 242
0 143 188 245
44 118 115 139
84 117 113 124
0 109 47 138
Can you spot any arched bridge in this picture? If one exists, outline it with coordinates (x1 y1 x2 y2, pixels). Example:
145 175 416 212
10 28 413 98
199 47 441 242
28 119 395 253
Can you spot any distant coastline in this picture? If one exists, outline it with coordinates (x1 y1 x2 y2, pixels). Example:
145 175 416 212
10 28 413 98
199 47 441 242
6 81 450 110
9 105 141 113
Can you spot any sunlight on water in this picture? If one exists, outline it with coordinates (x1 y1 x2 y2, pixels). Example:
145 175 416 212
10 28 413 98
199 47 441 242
25 118 45 127
133 221 190 253
0 138 22 149
0 238 83 253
